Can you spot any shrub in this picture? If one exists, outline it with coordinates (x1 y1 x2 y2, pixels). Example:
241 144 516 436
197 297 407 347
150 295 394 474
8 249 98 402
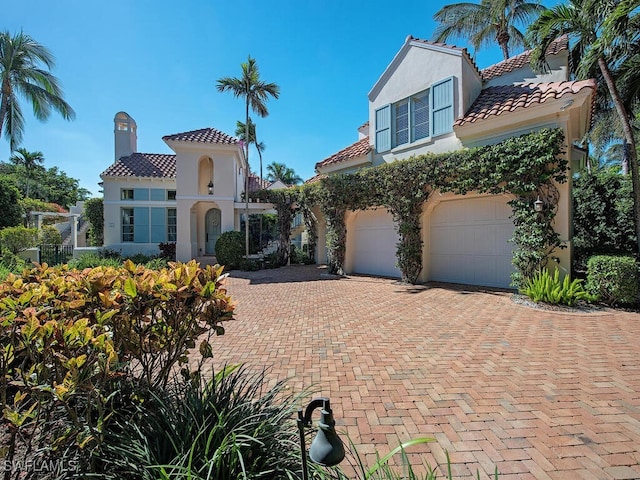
0 260 235 475
0 226 38 254
158 241 176 260
586 255 639 306
573 170 635 270
39 224 62 245
521 268 593 306
67 252 122 269
239 257 261 271
215 230 245 270
124 252 153 265
144 257 169 270
84 197 104 246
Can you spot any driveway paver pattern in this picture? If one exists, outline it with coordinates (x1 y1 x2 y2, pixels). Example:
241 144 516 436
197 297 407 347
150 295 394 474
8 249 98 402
207 265 640 479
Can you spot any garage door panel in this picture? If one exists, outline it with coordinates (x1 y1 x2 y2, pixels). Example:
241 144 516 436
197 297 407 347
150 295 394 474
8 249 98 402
430 197 514 288
352 210 401 278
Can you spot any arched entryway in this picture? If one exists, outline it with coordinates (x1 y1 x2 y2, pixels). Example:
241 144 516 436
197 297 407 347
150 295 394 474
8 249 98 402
205 208 221 255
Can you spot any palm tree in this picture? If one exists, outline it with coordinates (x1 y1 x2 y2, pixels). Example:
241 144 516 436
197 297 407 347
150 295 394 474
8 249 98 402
528 0 640 254
9 147 44 198
235 118 267 183
0 30 75 151
217 56 279 257
266 162 302 186
432 0 545 60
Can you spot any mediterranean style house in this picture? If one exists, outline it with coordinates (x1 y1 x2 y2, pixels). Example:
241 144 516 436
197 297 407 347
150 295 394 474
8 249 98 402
100 35 594 289
310 35 594 288
101 112 278 261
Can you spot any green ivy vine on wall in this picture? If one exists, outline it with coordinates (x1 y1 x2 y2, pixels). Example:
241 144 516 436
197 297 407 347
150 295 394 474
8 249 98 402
251 128 566 286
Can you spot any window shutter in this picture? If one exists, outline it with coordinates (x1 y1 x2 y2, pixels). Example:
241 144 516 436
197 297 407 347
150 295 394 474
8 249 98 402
150 207 166 243
431 77 454 137
133 188 149 201
375 104 391 153
134 207 149 243
150 188 165 201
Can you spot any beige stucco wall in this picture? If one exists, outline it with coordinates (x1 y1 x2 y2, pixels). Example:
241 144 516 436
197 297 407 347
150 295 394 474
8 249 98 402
368 42 476 166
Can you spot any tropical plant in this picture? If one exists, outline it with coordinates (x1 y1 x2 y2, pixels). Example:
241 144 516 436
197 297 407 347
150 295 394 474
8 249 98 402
528 0 640 255
217 55 280 257
236 118 267 183
84 197 104 245
586 255 639 305
0 260 235 477
521 267 594 306
432 0 545 60
0 30 75 151
8 148 44 197
266 161 303 185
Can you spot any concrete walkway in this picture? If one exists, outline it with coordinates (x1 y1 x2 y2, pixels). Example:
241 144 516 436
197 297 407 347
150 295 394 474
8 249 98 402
208 265 640 479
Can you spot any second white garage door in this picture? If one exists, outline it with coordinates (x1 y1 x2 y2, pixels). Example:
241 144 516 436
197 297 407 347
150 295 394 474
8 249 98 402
352 209 401 278
430 196 515 288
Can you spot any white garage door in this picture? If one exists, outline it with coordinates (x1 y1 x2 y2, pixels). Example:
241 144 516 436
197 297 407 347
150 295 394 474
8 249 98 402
352 209 401 278
430 196 515 288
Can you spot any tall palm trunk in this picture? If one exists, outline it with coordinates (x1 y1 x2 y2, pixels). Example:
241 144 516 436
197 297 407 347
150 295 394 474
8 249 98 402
244 100 250 257
496 30 511 60
598 56 640 253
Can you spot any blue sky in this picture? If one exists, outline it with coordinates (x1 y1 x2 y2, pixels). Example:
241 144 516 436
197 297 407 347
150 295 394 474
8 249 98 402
3 0 559 197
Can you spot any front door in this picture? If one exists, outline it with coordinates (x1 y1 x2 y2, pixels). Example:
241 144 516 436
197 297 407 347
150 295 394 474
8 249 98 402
205 208 221 255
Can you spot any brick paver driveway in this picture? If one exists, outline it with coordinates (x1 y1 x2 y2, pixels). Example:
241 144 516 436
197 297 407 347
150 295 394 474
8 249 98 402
209 265 640 479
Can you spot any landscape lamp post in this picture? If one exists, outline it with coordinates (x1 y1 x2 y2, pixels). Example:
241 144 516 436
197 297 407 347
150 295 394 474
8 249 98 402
297 397 345 480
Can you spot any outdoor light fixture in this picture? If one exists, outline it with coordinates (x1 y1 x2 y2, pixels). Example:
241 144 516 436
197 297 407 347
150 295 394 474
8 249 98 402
207 180 214 195
297 397 345 480
534 196 544 213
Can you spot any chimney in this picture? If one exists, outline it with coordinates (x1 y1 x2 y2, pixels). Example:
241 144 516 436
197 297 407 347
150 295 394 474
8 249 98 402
114 112 137 161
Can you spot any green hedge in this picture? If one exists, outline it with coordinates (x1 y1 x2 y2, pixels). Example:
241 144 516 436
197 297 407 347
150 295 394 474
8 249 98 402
215 230 245 270
586 255 639 305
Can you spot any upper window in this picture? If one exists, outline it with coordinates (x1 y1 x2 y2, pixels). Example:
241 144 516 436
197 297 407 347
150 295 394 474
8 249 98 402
375 77 454 153
167 190 176 201
121 189 134 200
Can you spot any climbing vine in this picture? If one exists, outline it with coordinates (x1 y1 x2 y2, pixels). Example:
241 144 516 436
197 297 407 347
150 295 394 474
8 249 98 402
253 128 566 286
253 189 298 266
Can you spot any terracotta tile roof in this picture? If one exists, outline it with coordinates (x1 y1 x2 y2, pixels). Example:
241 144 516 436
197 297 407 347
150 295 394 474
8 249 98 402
305 173 326 184
247 174 272 192
481 36 569 82
162 127 238 144
101 153 176 178
315 137 372 170
454 79 596 127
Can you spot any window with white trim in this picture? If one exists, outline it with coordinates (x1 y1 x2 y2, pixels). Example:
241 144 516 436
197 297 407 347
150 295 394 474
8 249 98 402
374 76 453 152
122 208 134 242
167 208 177 242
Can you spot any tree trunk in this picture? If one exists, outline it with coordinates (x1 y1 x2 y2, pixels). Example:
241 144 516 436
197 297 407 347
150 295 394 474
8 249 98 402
245 100 250 258
598 57 640 254
496 31 510 60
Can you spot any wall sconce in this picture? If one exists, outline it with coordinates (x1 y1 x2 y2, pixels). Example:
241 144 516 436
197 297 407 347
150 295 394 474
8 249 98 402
534 196 544 213
207 180 214 195
297 397 345 480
